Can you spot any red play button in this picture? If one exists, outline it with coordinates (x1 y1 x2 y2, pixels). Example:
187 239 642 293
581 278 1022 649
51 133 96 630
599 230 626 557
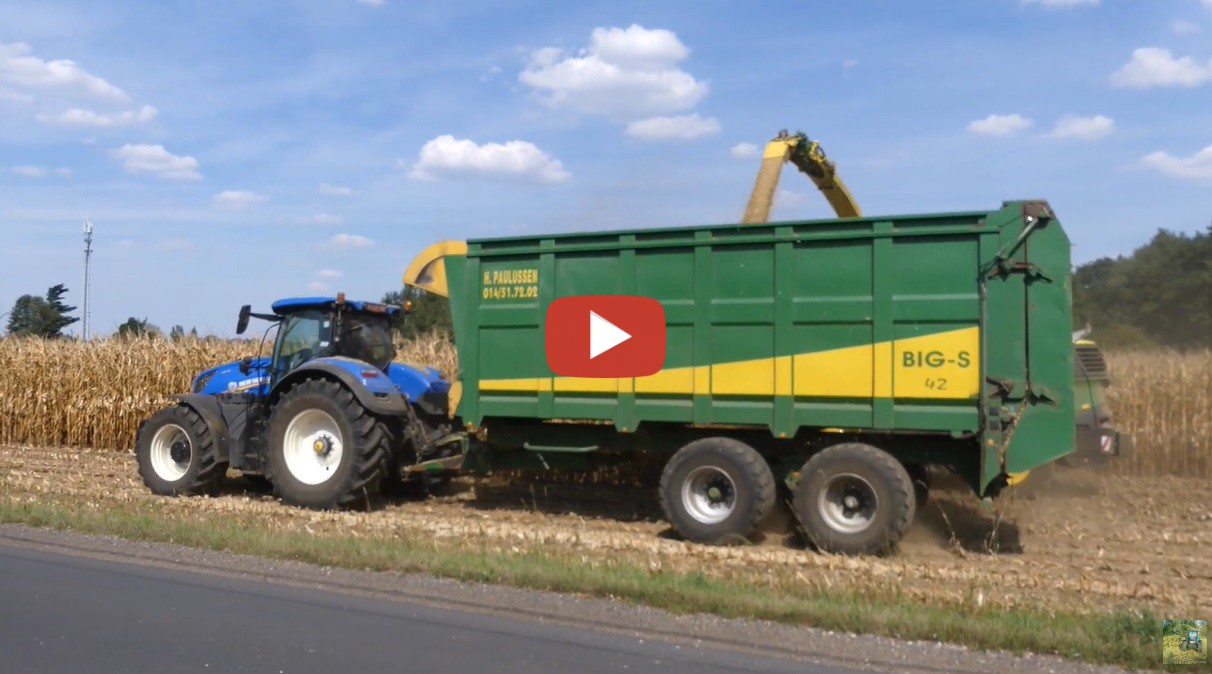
545 295 665 378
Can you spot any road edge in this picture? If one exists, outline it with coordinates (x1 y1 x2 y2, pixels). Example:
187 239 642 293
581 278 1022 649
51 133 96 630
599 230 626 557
0 523 1146 674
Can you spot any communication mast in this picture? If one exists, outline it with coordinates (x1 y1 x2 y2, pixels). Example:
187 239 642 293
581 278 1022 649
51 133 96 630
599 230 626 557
82 220 93 341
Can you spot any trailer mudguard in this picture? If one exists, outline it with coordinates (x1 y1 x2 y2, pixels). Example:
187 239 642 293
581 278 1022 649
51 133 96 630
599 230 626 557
269 357 437 417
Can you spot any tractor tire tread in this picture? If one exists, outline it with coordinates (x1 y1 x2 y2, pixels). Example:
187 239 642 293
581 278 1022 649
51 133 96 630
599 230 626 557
135 404 225 496
267 378 390 510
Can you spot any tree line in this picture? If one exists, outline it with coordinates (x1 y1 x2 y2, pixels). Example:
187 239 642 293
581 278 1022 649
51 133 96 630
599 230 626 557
1073 225 1210 349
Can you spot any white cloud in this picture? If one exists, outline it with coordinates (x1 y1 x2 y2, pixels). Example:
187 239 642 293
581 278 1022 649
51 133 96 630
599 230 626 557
589 24 689 69
324 233 374 249
212 190 269 209
966 114 1033 136
1141 144 1212 180
316 269 343 280
730 142 758 159
318 183 355 196
1021 0 1099 6
0 41 128 102
12 165 47 177
842 59 859 68
12 165 72 178
625 113 720 141
1173 20 1202 36
110 144 201 181
1047 114 1115 140
304 213 345 225
408 135 570 183
1109 47 1212 88
518 24 708 121
356 0 385 5
36 105 157 127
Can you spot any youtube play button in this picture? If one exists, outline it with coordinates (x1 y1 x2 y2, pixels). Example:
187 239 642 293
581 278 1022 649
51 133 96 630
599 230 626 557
546 295 665 378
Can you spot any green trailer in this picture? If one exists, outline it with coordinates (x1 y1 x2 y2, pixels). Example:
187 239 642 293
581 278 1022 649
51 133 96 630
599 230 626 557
403 199 1075 555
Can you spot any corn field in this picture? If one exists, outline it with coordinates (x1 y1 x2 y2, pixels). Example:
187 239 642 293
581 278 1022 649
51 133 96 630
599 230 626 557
0 336 1207 479
1103 350 1211 479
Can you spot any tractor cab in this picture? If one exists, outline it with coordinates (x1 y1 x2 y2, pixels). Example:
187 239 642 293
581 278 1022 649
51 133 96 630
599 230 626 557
188 294 412 398
234 294 400 389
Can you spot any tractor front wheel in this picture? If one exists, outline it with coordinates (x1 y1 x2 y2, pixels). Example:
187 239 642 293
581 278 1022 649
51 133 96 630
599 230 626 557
135 404 226 496
266 379 390 509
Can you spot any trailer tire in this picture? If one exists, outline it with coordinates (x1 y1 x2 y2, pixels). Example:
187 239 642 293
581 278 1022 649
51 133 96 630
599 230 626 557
135 404 226 496
792 443 915 556
659 437 776 545
266 379 390 510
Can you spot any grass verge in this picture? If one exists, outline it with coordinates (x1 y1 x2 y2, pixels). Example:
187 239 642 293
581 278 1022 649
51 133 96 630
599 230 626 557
0 497 1160 669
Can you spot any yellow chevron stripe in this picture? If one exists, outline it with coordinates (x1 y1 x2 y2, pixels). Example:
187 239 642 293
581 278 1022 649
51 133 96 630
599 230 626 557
478 327 980 399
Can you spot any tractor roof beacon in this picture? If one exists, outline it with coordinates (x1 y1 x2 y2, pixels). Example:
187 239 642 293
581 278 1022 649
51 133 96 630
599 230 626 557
134 293 458 510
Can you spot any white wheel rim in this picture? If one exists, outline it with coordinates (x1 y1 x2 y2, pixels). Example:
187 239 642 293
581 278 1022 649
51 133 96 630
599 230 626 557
282 409 344 486
150 423 191 481
681 466 737 525
818 472 879 534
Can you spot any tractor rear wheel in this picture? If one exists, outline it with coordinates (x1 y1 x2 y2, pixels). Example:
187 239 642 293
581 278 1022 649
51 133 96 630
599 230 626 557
658 437 776 545
266 379 391 510
135 404 226 496
792 442 915 556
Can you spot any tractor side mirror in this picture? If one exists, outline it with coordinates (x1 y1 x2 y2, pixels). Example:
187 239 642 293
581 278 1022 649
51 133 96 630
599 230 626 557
236 305 252 335
238 356 253 375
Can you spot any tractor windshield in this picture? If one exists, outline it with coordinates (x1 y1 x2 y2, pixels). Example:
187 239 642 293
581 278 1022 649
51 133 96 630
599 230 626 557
273 310 331 378
336 313 395 370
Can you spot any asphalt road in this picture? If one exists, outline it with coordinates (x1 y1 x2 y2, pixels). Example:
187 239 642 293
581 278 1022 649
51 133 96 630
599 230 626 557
0 542 857 674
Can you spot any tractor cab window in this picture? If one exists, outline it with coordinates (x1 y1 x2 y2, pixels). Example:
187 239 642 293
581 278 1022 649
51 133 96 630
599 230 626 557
336 313 395 370
272 311 330 378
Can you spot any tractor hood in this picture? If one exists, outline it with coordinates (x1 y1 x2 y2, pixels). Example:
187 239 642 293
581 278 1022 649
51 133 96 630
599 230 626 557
386 362 450 399
191 357 271 395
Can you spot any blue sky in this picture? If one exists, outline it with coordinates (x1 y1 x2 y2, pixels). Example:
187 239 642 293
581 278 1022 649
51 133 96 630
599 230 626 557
2 0 1210 337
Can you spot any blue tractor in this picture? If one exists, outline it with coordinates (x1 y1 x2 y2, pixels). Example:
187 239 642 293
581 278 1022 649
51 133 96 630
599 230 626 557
134 295 459 509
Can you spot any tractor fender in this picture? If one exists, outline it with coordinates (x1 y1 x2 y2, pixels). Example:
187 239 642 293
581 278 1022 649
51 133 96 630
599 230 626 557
269 358 410 417
166 394 231 462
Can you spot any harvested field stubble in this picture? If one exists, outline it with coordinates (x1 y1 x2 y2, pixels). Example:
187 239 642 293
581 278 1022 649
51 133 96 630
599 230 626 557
0 444 1209 620
0 336 1205 479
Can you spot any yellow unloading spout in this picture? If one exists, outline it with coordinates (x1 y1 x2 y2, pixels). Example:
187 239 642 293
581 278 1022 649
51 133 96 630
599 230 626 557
401 240 468 297
741 137 799 224
741 130 862 224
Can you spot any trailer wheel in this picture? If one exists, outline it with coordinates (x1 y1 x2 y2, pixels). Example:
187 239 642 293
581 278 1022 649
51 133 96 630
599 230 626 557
266 379 390 510
659 437 776 544
135 404 225 496
792 443 915 556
